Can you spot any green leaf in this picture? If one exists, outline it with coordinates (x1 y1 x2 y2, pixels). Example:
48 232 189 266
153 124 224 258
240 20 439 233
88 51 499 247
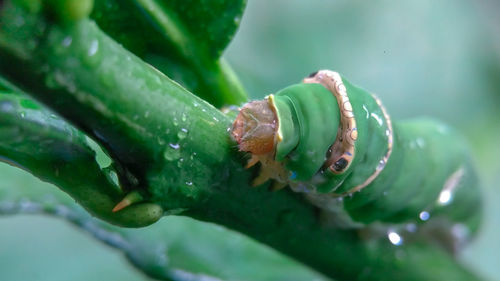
0 165 327 281
92 0 245 59
156 0 246 59
90 0 248 107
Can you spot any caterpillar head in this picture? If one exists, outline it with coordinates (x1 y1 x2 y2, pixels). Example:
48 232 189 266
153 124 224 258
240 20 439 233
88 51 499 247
231 99 278 155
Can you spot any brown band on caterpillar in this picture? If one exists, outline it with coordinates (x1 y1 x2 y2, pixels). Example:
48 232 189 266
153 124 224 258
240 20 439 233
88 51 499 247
303 70 357 174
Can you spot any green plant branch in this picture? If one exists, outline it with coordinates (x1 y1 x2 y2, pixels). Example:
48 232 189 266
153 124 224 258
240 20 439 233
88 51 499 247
0 2 481 281
0 91 162 226
0 199 216 281
0 193 328 281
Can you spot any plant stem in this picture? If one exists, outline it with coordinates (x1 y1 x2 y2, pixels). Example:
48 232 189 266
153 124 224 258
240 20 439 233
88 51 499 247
0 91 162 226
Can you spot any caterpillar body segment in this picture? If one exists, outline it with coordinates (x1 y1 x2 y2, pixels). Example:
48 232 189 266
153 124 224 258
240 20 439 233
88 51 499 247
231 70 481 241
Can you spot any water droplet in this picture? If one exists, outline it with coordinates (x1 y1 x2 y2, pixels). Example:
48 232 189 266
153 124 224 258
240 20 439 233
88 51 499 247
163 143 181 161
88 40 99 56
377 160 386 170
177 128 188 139
20 112 25 118
416 138 425 148
371 112 383 126
107 170 119 187
212 116 219 122
419 211 430 221
388 231 403 246
62 36 72 47
437 125 449 134
362 105 370 118
173 118 178 126
438 190 453 205
181 113 187 122
185 181 193 186
190 152 197 160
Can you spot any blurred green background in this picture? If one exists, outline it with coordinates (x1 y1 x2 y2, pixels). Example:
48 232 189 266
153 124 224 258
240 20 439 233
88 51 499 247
1 0 499 280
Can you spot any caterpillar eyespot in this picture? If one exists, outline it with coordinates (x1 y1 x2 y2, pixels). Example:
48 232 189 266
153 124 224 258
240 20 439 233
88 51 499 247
332 157 348 172
231 70 481 248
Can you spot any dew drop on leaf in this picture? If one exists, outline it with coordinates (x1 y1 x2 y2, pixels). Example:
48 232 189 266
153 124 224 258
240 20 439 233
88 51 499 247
164 143 181 161
88 39 99 56
177 128 188 139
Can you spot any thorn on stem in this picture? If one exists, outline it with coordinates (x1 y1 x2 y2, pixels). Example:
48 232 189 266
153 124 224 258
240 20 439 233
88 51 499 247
112 191 144 212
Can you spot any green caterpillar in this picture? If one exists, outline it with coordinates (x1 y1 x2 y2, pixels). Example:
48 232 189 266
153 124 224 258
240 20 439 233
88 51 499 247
232 70 481 243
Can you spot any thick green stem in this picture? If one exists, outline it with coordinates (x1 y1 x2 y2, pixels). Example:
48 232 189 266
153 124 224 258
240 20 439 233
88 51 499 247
0 3 481 280
0 91 162 226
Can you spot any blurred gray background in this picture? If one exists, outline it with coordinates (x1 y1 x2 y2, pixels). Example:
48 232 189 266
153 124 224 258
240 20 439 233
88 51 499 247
1 0 499 280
